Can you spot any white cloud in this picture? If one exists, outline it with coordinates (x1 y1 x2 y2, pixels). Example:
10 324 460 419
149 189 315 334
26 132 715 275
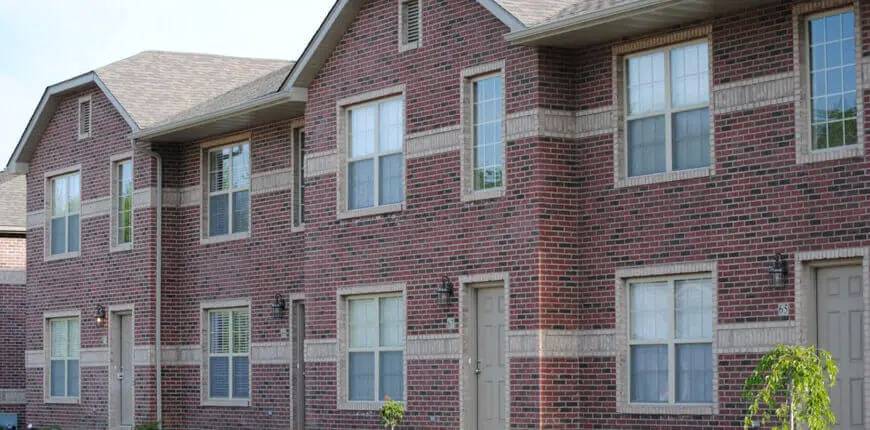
0 0 334 166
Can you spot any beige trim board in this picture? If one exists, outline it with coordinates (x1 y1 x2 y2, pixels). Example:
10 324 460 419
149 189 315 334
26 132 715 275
161 344 202 366
716 321 799 354
304 151 337 178
25 350 44 368
0 270 25 285
406 334 461 360
507 329 617 358
303 338 337 363
0 389 25 405
251 341 291 364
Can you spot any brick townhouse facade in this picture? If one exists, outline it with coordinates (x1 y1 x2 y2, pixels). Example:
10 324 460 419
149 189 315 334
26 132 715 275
5 0 870 429
0 171 26 428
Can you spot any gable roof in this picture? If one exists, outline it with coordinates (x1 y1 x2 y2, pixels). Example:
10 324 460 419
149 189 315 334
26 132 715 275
6 51 289 173
0 171 26 234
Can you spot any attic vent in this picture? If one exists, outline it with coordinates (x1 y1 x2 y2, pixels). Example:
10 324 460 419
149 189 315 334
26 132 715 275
402 0 421 48
78 96 92 139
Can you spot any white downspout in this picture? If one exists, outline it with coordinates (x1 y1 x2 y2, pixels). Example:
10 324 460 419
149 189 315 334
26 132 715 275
134 138 163 428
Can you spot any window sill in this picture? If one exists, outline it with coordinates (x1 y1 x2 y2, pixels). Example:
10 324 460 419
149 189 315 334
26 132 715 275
201 398 250 408
617 402 714 415
200 232 251 246
615 166 711 188
337 203 403 220
45 396 80 404
461 187 505 203
337 399 401 411
797 144 864 164
399 42 420 52
109 243 133 253
291 224 305 233
44 251 81 262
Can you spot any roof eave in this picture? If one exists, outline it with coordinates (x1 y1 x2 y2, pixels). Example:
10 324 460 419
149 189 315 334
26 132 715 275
475 0 526 32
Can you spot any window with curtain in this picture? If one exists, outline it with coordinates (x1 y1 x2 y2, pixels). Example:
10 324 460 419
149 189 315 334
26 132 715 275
208 142 250 237
347 98 404 210
629 277 712 404
347 295 404 402
208 308 250 400
50 172 81 255
472 75 504 191
116 159 133 245
49 317 80 398
808 10 857 150
625 41 710 177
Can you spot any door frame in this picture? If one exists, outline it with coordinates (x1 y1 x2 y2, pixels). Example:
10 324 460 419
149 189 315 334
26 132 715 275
287 293 305 430
107 303 135 430
794 248 869 427
458 272 510 430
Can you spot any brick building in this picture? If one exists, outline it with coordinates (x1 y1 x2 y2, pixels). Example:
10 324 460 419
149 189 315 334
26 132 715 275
5 0 870 429
0 170 27 428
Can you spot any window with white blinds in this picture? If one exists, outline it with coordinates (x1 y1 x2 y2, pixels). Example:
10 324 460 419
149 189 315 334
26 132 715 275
208 308 250 400
50 172 81 256
49 317 80 399
401 0 421 47
628 276 712 404
347 98 404 210
207 142 251 237
78 97 92 139
347 295 405 402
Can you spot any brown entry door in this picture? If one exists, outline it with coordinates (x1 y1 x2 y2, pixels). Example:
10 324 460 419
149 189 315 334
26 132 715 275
817 265 864 430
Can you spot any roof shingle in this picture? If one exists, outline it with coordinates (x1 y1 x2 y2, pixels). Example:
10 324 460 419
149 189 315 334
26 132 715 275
493 0 636 27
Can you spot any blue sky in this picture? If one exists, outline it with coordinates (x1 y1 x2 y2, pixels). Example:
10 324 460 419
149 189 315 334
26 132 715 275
0 0 334 166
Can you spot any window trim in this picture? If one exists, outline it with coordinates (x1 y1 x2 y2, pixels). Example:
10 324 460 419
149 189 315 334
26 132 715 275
614 261 718 415
795 3 865 164
612 26 714 188
291 122 305 231
335 86 407 220
460 61 506 202
44 166 82 262
200 299 252 407
199 134 252 244
43 310 81 404
110 153 134 252
398 0 423 52
77 95 92 140
336 284 406 410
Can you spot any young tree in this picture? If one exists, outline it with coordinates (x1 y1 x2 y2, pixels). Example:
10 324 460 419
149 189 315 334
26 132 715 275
742 344 838 430
380 398 405 430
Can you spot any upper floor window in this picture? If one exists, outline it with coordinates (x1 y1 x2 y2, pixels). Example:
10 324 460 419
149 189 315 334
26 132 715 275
114 158 133 248
399 0 422 51
293 127 305 228
472 75 504 192
625 41 710 177
48 317 80 400
347 294 405 402
207 307 250 402
629 276 712 404
208 142 250 237
347 98 404 211
50 172 81 256
809 10 857 150
77 96 92 140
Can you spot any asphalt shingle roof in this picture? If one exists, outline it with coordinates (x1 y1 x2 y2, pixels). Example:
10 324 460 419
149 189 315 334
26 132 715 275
494 0 636 27
0 171 25 232
95 51 291 128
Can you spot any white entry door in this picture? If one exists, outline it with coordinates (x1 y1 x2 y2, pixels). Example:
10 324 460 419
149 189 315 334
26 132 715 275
476 286 505 430
817 265 864 430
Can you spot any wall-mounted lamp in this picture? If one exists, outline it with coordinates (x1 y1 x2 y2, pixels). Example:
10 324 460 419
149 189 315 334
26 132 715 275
272 294 287 319
95 305 106 325
437 276 454 305
769 253 787 288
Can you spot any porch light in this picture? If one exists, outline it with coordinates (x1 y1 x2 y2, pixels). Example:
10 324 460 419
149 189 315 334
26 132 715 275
769 253 787 288
95 305 106 325
271 294 287 319
437 276 454 305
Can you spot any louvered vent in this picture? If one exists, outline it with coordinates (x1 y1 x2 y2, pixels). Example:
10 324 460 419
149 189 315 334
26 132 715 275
78 98 91 138
403 0 420 46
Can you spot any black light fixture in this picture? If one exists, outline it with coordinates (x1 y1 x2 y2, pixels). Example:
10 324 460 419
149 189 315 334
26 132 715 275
272 294 287 319
769 253 787 288
95 305 106 325
437 276 454 305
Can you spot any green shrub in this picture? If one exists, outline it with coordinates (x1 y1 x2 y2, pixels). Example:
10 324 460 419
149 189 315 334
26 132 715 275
380 399 405 430
135 422 160 430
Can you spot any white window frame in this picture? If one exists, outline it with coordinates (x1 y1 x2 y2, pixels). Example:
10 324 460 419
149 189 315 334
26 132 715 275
110 154 134 252
335 86 407 220
614 262 718 415
292 125 305 231
200 300 252 407
626 274 713 406
46 169 81 260
623 39 711 178
336 284 406 411
202 139 251 243
346 294 404 402
796 5 865 164
44 312 81 404
77 95 92 140
398 0 423 52
460 61 506 202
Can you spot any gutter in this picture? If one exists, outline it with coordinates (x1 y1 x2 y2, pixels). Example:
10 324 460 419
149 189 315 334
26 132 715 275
134 89 305 142
505 0 681 45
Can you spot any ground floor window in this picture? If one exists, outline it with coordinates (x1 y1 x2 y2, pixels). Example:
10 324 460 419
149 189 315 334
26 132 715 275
48 317 80 399
347 294 405 401
207 307 250 400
